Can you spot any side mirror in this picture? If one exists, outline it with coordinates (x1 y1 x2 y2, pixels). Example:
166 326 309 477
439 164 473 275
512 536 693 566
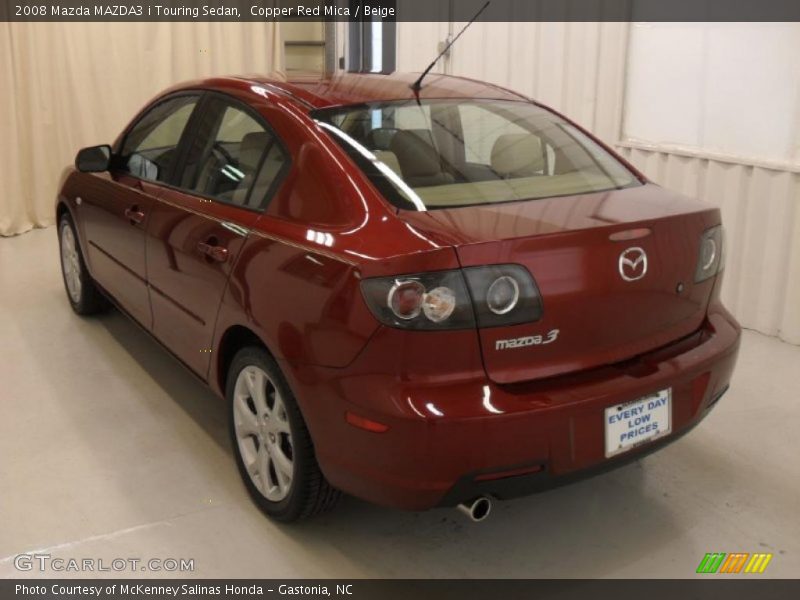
75 145 111 173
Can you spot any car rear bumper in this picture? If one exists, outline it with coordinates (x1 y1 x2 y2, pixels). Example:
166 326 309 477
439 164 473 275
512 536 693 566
283 305 741 511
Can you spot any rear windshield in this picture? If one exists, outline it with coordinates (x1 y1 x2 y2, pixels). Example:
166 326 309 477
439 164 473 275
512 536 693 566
312 99 640 211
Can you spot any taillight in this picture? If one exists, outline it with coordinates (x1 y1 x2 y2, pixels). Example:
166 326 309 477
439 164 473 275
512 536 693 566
387 280 425 320
360 265 543 330
361 270 475 330
694 225 725 283
463 264 543 327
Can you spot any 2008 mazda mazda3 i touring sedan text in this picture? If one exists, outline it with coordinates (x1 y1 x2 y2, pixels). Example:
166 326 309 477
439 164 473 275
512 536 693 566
56 72 740 522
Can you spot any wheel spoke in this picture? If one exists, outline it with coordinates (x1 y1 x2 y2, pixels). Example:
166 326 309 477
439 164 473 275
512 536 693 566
273 416 291 435
270 444 293 482
247 452 260 477
233 395 259 436
272 393 291 433
257 446 272 495
275 465 289 495
244 369 257 398
247 369 269 415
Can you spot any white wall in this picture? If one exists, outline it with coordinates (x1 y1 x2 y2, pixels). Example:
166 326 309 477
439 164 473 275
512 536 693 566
396 21 800 344
282 20 326 73
624 23 800 165
617 147 800 343
619 23 800 344
397 21 629 143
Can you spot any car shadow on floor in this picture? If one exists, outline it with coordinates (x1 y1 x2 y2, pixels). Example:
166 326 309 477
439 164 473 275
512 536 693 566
97 309 231 452
94 307 686 578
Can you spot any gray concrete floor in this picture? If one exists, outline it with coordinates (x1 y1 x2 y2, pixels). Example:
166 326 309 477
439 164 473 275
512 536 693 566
1 227 798 579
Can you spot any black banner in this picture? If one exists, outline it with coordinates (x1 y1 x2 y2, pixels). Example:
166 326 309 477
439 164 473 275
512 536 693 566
3 580 800 600
3 0 800 22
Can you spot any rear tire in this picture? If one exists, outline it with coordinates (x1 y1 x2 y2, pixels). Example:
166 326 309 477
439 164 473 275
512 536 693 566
58 213 108 315
227 346 340 522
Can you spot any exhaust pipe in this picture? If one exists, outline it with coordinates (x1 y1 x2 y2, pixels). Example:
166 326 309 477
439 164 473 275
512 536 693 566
457 496 492 522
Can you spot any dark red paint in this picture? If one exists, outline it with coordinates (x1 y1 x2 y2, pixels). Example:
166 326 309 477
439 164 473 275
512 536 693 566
57 73 740 510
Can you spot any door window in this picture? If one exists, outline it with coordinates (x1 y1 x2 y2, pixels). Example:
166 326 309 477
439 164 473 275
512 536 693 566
181 99 288 210
119 95 199 183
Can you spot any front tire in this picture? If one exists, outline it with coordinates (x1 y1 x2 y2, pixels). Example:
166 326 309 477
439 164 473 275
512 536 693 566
58 213 108 315
227 347 340 522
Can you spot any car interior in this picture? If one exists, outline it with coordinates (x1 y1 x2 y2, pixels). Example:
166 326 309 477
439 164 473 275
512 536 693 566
119 98 286 211
326 102 638 209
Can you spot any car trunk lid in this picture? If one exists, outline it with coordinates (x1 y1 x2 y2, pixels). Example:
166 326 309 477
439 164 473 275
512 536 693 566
400 185 721 384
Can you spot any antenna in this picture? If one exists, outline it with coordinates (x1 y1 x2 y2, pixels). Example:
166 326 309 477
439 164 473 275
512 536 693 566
410 1 491 94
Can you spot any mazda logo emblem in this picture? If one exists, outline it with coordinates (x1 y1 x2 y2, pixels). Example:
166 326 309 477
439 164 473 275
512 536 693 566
619 247 648 282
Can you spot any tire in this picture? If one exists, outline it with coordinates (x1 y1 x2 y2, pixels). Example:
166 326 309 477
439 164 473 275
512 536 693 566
227 346 340 522
58 212 108 315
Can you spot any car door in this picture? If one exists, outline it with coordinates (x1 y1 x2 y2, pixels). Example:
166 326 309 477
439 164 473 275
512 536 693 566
79 94 201 327
145 94 290 377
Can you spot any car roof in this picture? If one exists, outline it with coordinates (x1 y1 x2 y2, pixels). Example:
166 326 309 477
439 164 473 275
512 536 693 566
189 72 530 111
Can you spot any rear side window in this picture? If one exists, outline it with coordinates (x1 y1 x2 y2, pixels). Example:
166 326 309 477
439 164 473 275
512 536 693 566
180 99 288 210
119 95 198 183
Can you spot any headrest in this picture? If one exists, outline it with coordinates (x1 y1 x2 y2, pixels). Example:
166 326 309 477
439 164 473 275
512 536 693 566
491 133 545 177
240 131 271 170
365 128 396 151
408 129 436 147
373 150 402 177
389 130 443 178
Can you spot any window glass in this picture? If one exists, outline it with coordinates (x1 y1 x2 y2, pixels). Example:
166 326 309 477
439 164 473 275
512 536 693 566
119 96 198 183
460 104 530 165
248 143 286 208
314 99 639 211
395 104 430 130
187 102 287 209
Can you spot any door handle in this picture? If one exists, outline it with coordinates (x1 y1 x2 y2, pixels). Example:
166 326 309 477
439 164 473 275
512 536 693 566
197 240 229 263
124 206 145 225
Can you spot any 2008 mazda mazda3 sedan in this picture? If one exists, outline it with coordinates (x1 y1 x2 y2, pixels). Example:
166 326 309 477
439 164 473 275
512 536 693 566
56 72 740 522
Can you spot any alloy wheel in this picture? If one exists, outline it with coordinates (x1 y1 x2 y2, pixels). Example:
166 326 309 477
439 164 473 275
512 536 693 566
60 223 82 304
232 366 295 502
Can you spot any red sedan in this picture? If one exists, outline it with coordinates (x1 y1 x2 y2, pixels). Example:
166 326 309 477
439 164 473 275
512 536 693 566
56 72 740 522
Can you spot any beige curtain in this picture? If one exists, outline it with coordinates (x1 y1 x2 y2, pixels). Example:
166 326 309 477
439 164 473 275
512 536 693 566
0 22 282 236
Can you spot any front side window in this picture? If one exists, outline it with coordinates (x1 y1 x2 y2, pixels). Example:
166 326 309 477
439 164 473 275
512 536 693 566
313 99 639 211
180 99 288 209
119 95 199 183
